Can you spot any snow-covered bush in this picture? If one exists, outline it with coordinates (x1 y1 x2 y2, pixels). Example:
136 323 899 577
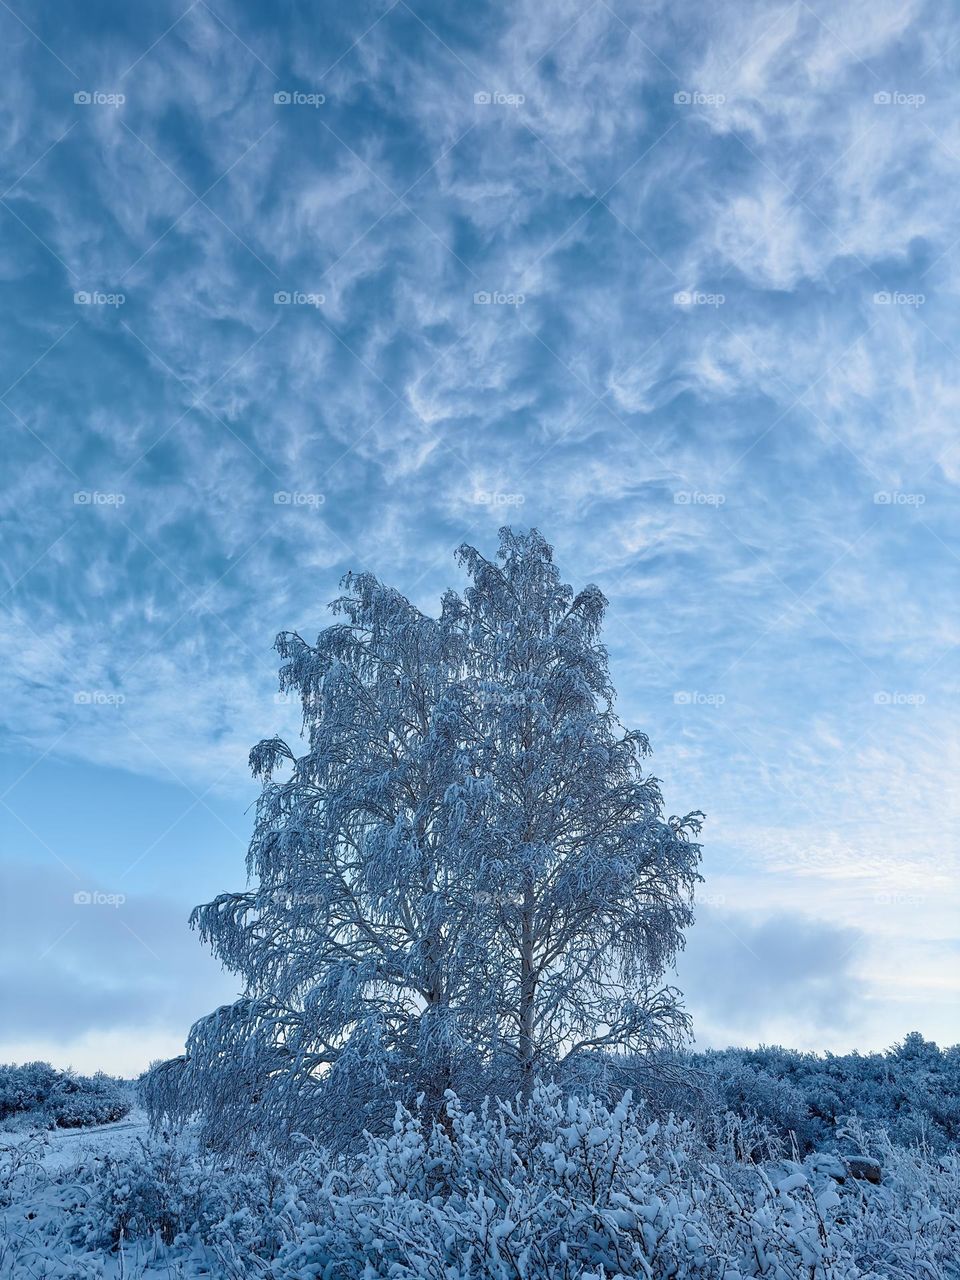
60 1137 299 1259
266 1084 960 1280
0 1135 307 1277
4 1084 958 1279
688 1038 960 1154
0 1061 130 1130
0 1131 47 1210
65 1139 234 1249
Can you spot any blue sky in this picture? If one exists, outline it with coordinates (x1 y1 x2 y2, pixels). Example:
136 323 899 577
1 0 957 1075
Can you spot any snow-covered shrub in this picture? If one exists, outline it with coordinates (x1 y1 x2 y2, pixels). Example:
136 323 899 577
0 1061 130 1131
0 1135 299 1275
64 1138 228 1248
0 1131 47 1210
49 1073 130 1129
267 1084 960 1280
0 1061 61 1121
63 1137 300 1255
688 1038 960 1155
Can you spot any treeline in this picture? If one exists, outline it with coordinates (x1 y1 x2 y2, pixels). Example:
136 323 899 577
0 1061 130 1130
672 1033 960 1153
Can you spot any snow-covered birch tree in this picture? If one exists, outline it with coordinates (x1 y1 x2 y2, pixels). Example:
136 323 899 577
145 528 702 1148
452 529 703 1096
146 572 498 1150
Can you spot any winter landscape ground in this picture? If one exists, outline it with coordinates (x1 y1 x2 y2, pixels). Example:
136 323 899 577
3 1042 960 1278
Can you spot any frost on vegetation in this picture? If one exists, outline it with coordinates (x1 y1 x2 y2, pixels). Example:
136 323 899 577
6 532 956 1275
144 529 703 1155
2 1084 959 1279
0 1062 130 1132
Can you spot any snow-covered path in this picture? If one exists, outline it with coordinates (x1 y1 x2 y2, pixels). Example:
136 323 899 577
40 1112 146 1168
0 1110 162 1278
2 1107 148 1170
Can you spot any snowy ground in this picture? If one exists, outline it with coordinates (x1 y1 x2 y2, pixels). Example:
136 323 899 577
2 1108 149 1170
0 1110 197 1279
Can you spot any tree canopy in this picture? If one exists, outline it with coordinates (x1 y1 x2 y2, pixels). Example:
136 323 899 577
145 528 703 1150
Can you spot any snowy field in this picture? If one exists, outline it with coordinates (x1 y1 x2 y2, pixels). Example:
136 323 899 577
0 1112 162 1278
3 1110 147 1172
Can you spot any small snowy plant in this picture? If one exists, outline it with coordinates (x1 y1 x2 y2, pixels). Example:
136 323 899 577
145 529 702 1151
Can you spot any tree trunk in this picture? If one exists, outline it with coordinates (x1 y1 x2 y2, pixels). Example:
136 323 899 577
519 881 536 1101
